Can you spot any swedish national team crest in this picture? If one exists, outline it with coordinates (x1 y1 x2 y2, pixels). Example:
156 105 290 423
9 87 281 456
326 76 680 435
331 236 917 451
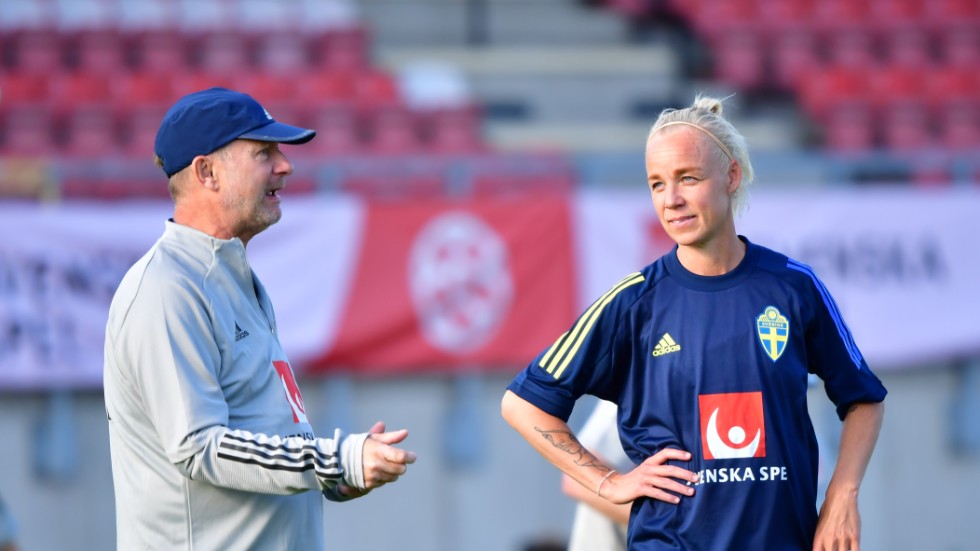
756 306 789 361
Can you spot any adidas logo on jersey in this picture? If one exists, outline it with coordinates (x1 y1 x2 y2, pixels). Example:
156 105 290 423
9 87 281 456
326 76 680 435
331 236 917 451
652 333 681 356
235 322 250 342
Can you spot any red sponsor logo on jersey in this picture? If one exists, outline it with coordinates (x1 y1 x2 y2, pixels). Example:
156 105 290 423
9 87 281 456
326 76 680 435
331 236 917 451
273 360 309 424
699 392 766 460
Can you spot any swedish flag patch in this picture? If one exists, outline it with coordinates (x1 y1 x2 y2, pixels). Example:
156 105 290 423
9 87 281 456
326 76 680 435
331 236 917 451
756 306 789 361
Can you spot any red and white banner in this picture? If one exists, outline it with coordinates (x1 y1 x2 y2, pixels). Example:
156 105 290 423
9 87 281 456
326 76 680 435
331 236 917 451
1 187 978 388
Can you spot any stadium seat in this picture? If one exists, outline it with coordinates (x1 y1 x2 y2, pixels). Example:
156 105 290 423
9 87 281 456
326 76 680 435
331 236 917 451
798 67 869 121
311 25 371 71
253 32 312 74
352 70 402 112
705 21 767 91
754 0 814 26
130 30 189 72
171 72 240 99
812 0 871 30
923 0 980 25
302 104 363 157
57 105 122 157
867 0 925 27
119 104 167 160
301 71 357 105
192 31 253 76
0 105 56 156
823 24 879 70
363 104 423 155
937 22 980 68
69 29 130 74
820 100 876 152
686 0 759 42
878 102 935 151
0 72 51 107
878 24 934 69
114 71 177 110
49 72 114 109
7 29 65 74
767 23 824 92
422 105 486 155
936 103 980 151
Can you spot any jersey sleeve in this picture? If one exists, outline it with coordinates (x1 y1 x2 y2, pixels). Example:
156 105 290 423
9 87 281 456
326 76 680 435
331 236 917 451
113 272 369 495
507 272 645 421
790 261 887 419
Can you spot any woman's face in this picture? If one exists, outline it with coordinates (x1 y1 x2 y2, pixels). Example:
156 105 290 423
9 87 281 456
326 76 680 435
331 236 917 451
645 126 740 252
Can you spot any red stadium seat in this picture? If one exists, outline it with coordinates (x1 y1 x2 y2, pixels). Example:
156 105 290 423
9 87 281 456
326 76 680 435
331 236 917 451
352 70 402 111
302 104 364 157
253 32 311 74
362 104 423 155
301 71 358 106
823 24 879 70
878 102 935 151
705 21 767 91
767 23 824 92
0 105 56 156
69 29 130 74
131 30 189 72
688 0 757 36
867 0 925 27
49 72 114 109
937 22 980 68
754 0 814 26
192 31 253 77
58 105 123 157
798 66 869 121
119 104 167 160
422 105 486 154
114 71 178 110
0 72 51 107
812 0 871 30
923 0 980 25
936 102 980 150
820 99 876 152
7 29 65 74
878 24 935 69
311 25 371 71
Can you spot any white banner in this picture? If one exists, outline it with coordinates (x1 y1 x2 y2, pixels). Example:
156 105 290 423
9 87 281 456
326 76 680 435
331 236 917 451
1 188 978 388
0 199 363 389
574 186 980 370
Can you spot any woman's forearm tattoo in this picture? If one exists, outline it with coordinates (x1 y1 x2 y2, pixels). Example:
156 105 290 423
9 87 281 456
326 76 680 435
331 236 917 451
534 426 610 471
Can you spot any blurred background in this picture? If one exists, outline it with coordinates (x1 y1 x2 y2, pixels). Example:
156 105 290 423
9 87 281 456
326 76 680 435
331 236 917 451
1 0 979 549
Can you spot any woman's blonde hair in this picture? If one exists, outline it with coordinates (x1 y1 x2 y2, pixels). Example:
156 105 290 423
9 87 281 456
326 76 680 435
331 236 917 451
648 95 754 215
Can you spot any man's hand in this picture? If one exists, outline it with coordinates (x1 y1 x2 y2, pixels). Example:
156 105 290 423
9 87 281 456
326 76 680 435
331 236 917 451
336 421 417 499
363 421 416 488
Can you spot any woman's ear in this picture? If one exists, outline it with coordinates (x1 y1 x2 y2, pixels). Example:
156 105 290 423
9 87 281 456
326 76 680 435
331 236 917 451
727 159 742 195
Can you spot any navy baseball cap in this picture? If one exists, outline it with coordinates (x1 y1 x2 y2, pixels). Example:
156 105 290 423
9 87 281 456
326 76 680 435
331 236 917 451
154 87 316 177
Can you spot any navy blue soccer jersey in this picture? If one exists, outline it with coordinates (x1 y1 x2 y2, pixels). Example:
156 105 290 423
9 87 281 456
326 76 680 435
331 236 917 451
507 237 886 551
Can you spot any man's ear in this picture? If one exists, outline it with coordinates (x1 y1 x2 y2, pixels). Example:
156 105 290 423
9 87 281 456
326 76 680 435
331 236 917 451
190 155 218 191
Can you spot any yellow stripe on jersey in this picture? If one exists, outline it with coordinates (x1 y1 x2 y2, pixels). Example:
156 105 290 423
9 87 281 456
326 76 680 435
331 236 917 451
539 331 569 369
540 272 645 379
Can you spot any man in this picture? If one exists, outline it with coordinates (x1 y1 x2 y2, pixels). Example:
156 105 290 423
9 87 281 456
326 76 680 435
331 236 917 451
104 87 416 550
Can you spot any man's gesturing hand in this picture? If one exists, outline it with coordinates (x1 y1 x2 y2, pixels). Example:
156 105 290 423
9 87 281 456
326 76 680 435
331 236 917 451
361 421 416 489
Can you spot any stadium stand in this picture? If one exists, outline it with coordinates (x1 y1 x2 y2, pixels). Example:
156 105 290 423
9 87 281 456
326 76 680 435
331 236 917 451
0 0 577 201
595 0 980 183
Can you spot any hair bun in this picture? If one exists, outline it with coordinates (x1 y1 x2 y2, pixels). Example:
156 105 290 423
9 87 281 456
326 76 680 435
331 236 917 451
692 95 724 116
